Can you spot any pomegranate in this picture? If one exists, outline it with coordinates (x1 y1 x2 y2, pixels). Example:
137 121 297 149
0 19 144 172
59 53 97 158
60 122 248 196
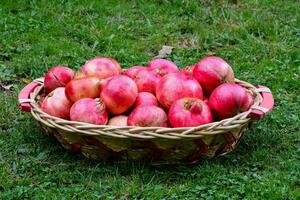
108 115 128 126
168 98 213 127
148 58 179 77
208 83 253 120
133 69 160 94
135 92 158 107
203 96 209 104
128 106 168 127
44 66 74 93
70 98 108 125
101 76 113 89
81 57 122 79
193 56 235 95
181 65 195 76
156 73 203 109
41 87 72 119
123 66 146 79
65 76 102 102
101 75 138 114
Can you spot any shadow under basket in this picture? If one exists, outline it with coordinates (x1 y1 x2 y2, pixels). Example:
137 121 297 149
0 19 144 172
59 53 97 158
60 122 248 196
18 78 274 165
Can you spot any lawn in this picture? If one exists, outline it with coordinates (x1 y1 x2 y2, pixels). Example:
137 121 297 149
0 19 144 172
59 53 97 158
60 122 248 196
0 0 299 199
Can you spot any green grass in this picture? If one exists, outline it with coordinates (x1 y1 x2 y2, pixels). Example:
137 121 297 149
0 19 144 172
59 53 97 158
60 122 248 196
0 0 299 199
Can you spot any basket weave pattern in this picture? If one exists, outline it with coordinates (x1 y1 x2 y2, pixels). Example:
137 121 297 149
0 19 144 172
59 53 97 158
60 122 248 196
27 78 262 164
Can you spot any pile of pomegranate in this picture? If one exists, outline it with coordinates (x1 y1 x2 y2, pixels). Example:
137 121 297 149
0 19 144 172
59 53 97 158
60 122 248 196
41 56 254 128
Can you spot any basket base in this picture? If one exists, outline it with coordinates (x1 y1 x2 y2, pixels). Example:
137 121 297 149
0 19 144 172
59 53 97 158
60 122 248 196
36 121 249 165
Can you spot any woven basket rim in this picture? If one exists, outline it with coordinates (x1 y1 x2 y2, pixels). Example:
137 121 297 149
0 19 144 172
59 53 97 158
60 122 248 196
27 78 262 140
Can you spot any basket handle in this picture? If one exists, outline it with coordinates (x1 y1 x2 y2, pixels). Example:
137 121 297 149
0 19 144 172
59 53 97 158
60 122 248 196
18 78 44 112
250 85 274 120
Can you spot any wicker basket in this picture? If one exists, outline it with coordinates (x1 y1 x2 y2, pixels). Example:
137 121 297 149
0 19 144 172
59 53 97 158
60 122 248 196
18 77 274 164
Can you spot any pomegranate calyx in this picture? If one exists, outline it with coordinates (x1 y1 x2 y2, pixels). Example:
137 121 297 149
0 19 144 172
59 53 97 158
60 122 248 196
190 102 202 114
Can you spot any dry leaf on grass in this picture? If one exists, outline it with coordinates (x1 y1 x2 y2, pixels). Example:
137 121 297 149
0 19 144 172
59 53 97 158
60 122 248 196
208 50 216 56
0 83 13 91
21 78 31 84
155 45 174 58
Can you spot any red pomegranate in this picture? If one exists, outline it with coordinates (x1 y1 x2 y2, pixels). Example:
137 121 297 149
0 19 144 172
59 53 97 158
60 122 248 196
44 66 74 93
65 76 102 102
168 98 213 127
208 83 254 120
70 98 108 125
203 96 209 104
81 57 122 79
128 106 168 127
100 76 113 89
156 73 203 109
135 92 158 107
108 115 128 126
181 65 195 76
123 66 146 79
41 87 72 119
148 58 179 77
101 75 138 114
133 69 160 94
193 56 235 95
